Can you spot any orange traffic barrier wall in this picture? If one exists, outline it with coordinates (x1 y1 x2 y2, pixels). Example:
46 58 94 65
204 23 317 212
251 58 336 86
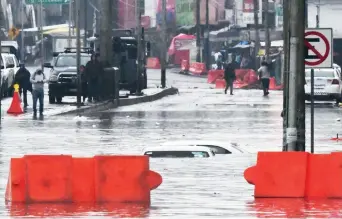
269 77 283 90
244 151 342 199
181 59 190 72
146 57 161 69
208 70 224 84
215 79 226 89
214 69 259 89
189 62 206 76
5 155 162 204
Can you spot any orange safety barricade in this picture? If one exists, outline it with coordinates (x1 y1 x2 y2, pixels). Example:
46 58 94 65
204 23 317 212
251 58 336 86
269 77 283 90
244 151 342 199
215 79 226 89
207 70 224 84
146 57 161 69
180 59 190 72
189 62 206 76
5 155 162 204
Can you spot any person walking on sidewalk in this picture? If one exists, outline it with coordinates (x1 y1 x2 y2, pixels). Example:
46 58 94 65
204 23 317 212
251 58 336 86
30 69 47 117
258 61 271 96
14 63 32 109
224 55 239 95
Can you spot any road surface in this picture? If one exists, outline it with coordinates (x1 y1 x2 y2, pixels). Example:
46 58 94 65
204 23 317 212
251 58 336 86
0 69 342 218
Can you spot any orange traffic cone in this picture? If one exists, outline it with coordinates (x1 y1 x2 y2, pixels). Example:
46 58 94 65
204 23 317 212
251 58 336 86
7 84 23 115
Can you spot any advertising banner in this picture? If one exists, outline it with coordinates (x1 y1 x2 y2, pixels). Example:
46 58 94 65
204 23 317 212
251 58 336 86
156 0 176 26
176 0 195 26
242 0 262 25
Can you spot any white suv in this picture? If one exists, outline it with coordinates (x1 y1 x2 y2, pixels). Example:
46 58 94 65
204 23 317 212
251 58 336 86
305 67 342 103
1 53 19 97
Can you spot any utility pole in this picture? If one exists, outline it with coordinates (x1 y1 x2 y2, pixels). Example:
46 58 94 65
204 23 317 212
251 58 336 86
204 0 210 71
296 0 306 151
282 0 290 150
76 0 81 107
40 0 44 71
99 0 112 66
83 0 88 47
136 0 142 93
161 0 167 88
253 0 260 68
20 1 25 63
68 0 72 47
196 0 201 62
264 0 270 61
287 0 305 151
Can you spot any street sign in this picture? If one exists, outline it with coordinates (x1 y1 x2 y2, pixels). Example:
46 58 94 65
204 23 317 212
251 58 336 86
25 0 69 4
305 28 333 68
8 27 20 40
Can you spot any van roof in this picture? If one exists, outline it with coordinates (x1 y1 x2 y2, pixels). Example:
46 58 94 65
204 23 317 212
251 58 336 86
143 146 213 153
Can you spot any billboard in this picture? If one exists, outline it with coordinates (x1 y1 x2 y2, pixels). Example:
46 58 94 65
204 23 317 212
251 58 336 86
242 0 262 25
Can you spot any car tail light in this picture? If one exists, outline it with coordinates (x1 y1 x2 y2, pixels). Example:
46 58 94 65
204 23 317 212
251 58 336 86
332 79 339 85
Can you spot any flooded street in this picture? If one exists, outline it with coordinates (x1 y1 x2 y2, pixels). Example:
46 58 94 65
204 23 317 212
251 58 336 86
1 70 342 218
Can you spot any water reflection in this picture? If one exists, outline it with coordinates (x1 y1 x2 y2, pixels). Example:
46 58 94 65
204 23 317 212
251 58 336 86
6 203 150 218
248 198 342 218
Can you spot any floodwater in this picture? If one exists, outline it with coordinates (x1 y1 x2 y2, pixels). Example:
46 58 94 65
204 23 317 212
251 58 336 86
1 87 342 218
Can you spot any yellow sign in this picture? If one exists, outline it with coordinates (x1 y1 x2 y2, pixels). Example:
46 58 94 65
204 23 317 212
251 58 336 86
8 27 20 40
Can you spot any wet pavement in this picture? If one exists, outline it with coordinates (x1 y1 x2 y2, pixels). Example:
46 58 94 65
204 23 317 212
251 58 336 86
1 69 342 218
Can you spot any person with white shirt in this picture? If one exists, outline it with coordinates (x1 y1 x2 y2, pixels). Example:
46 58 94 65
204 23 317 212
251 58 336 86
214 51 223 69
258 61 271 96
30 69 47 117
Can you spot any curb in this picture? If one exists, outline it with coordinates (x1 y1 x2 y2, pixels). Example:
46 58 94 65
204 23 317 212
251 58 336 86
57 87 179 116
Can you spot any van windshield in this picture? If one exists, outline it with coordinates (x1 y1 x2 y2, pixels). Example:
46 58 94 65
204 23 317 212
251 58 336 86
305 70 335 77
144 151 210 158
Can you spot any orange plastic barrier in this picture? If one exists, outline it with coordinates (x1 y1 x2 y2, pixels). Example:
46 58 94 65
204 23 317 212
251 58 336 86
7 84 23 115
269 77 283 90
146 57 161 69
189 62 206 76
215 79 226 89
214 69 259 89
207 70 224 84
5 155 162 204
180 59 190 72
244 151 342 199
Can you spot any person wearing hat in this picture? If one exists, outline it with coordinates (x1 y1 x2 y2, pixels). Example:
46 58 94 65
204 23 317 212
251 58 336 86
30 68 47 117
14 63 32 109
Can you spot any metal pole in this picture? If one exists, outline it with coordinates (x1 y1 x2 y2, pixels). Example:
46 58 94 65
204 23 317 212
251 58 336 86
76 0 81 106
316 0 320 28
310 68 314 153
253 0 260 69
195 0 201 62
287 0 301 151
40 0 44 71
264 0 270 61
161 0 166 88
83 0 88 47
204 0 210 71
0 40 1 124
20 1 25 63
136 0 142 93
68 0 72 47
282 0 290 150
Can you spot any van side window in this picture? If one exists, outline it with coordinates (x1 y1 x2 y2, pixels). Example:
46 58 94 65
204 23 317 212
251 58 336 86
12 56 18 67
6 56 14 67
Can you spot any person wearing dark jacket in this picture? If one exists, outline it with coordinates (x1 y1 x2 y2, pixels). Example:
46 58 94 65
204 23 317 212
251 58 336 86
224 55 239 95
14 63 31 108
85 53 104 102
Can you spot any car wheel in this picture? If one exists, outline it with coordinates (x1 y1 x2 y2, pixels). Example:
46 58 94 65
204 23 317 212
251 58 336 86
56 97 62 103
49 96 56 104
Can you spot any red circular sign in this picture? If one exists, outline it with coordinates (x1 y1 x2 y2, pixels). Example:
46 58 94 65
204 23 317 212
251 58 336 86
304 31 330 66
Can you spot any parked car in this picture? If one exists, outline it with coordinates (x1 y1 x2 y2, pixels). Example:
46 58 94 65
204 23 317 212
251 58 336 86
143 146 215 158
161 140 245 154
1 53 18 98
305 68 342 103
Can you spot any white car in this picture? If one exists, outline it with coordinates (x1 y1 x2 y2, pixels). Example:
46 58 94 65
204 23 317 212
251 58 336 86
161 140 245 154
1 53 18 97
305 68 342 103
143 146 215 158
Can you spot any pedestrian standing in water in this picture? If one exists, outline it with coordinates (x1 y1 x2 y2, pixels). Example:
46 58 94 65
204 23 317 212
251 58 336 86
224 54 239 95
258 61 271 96
30 69 47 117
